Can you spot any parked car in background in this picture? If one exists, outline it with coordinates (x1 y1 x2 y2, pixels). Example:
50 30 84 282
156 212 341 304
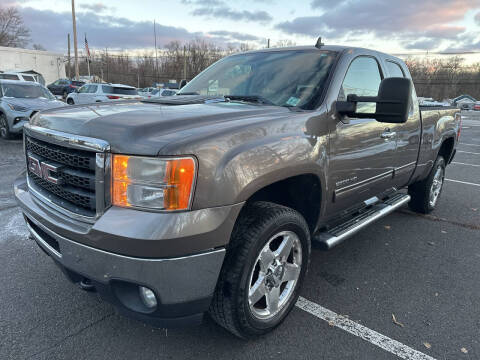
143 88 177 99
66 83 141 104
474 102 480 111
0 80 64 139
47 79 86 99
138 87 156 97
0 71 42 83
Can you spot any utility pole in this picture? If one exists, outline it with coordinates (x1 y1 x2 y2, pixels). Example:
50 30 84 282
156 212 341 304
67 33 71 79
85 33 91 78
267 38 270 48
71 0 79 80
153 19 159 85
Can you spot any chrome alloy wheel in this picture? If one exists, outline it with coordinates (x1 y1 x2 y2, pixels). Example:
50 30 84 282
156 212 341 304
429 165 444 207
248 231 302 320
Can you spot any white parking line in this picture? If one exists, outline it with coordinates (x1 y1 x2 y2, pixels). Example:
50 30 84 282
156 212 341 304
460 143 480 147
446 179 480 187
296 297 436 360
457 150 480 155
452 162 480 168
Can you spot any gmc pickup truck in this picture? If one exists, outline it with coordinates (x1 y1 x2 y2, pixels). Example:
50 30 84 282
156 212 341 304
14 44 460 338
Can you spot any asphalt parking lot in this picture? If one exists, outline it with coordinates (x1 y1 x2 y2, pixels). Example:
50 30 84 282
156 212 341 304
1 112 479 360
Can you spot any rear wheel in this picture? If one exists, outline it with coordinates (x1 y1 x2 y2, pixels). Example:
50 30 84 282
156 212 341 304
408 156 445 213
0 112 12 140
209 201 310 338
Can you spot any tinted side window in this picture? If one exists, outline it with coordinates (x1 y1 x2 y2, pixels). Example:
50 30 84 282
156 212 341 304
88 85 98 93
385 61 404 78
0 74 20 80
112 87 137 95
339 56 382 113
23 75 35 82
102 85 113 93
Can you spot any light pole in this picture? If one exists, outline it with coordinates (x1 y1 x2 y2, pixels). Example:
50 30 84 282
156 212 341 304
71 0 79 80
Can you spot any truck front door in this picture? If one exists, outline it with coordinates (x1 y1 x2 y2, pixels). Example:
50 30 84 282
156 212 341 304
328 56 396 214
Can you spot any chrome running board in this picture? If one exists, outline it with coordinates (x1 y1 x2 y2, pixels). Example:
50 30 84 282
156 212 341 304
314 193 411 249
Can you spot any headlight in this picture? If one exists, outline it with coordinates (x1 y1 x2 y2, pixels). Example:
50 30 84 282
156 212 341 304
112 155 196 211
7 103 28 112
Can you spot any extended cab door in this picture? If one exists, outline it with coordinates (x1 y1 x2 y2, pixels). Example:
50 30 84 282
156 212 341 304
383 60 421 187
327 56 396 213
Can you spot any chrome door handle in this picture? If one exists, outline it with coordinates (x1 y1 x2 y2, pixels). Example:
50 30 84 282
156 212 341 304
381 131 396 139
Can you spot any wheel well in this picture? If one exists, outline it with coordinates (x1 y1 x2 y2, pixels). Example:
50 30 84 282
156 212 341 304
246 174 321 233
438 137 455 163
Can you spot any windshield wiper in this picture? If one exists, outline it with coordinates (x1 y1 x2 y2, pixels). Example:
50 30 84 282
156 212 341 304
226 95 275 106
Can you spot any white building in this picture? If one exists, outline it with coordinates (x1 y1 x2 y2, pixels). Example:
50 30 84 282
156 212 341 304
0 46 65 85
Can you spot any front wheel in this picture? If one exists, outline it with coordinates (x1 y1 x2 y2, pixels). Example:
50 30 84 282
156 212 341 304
0 112 12 140
209 201 311 338
408 155 445 213
66 98 74 105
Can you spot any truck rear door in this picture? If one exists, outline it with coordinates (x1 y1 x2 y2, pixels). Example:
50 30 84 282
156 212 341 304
328 56 396 213
382 60 421 187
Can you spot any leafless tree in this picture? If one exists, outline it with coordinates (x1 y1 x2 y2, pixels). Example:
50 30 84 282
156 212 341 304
406 57 480 100
32 43 46 51
275 39 296 48
0 7 30 48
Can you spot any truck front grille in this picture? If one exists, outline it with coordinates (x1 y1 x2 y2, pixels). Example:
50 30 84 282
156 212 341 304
26 136 97 217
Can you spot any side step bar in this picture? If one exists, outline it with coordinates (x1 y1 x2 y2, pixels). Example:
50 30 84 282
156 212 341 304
314 193 411 249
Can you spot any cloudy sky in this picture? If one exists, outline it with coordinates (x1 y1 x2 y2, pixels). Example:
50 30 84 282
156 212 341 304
6 0 480 55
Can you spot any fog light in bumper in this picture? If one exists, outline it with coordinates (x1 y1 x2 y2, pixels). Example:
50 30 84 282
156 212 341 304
14 117 27 124
139 286 157 309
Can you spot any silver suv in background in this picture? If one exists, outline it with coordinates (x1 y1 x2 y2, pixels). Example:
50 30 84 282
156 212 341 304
143 88 177 99
0 80 64 139
66 83 141 104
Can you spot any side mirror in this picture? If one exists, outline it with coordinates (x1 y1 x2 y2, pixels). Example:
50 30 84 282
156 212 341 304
336 77 412 123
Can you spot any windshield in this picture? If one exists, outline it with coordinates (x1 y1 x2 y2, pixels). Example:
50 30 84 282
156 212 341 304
178 50 337 109
1 83 55 100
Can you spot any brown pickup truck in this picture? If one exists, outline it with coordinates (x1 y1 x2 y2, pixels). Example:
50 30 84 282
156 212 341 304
14 44 460 338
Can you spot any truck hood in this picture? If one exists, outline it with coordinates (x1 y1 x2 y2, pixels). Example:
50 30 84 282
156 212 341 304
4 97 65 111
31 100 292 155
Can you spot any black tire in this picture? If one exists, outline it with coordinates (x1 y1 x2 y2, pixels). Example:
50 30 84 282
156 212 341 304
0 112 12 140
66 98 74 105
408 156 446 214
209 201 311 338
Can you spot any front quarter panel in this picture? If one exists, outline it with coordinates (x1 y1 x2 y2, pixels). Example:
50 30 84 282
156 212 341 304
190 110 330 210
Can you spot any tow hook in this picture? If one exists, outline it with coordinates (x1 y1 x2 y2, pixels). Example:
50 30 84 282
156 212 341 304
79 278 96 292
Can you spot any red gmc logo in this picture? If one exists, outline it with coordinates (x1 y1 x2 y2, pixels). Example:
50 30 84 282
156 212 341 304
27 154 63 185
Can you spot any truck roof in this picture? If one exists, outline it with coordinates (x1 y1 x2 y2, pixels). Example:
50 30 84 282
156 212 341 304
236 45 404 63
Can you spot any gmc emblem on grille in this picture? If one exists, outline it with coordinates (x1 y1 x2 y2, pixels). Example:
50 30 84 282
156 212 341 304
27 154 63 185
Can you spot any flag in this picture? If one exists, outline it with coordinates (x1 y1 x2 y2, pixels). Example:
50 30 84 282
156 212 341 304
84 34 90 58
